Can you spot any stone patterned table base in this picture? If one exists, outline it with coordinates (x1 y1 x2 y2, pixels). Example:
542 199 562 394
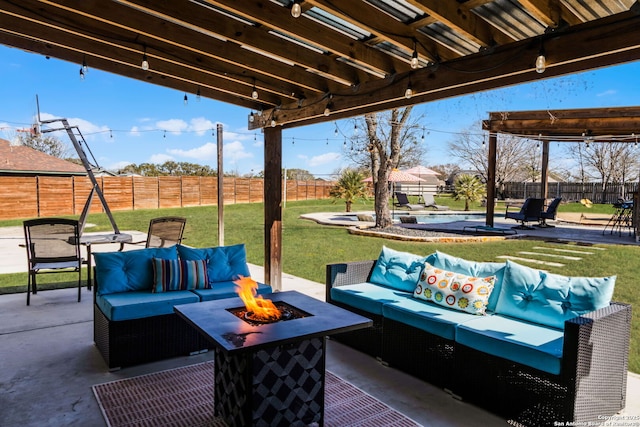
214 337 325 427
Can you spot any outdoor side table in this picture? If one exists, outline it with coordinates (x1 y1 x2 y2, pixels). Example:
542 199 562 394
80 233 132 290
175 290 372 427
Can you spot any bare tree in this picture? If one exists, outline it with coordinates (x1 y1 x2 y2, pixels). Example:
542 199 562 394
13 130 70 158
344 108 415 228
579 141 639 201
448 124 538 198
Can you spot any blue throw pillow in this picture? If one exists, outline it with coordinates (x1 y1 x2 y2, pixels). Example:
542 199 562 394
432 250 506 312
369 246 429 292
152 258 209 292
495 260 616 329
177 244 250 284
94 246 178 295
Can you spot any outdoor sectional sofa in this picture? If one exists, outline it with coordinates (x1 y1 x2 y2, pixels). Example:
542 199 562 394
326 247 632 427
93 243 272 370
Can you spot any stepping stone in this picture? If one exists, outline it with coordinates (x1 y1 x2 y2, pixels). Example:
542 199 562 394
497 255 564 267
532 246 594 255
518 251 582 261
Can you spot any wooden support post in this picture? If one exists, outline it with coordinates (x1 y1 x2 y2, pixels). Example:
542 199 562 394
217 123 224 246
541 140 549 200
264 127 282 291
486 133 497 227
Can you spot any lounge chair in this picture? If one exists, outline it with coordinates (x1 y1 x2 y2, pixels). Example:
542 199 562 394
421 192 449 210
505 197 545 229
538 197 562 227
394 192 423 210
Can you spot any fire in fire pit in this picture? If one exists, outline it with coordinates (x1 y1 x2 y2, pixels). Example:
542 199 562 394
231 276 310 325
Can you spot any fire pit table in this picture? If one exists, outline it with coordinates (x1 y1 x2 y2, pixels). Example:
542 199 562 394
174 290 372 427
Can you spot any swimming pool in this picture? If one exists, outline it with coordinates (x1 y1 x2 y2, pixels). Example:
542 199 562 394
394 212 495 224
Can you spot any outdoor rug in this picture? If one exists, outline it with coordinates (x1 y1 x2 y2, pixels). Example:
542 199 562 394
92 361 421 427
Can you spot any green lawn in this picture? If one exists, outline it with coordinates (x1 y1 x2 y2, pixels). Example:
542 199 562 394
1 197 638 373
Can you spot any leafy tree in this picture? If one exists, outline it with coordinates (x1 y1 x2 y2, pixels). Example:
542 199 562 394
14 130 70 158
329 169 369 212
285 168 315 181
453 174 486 211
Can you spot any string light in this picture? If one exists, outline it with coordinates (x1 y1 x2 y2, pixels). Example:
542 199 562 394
536 41 546 74
82 57 88 73
79 67 85 80
291 1 302 18
249 112 255 123
323 101 332 116
404 82 413 99
196 88 201 102
251 80 259 99
183 93 188 105
141 46 149 71
410 39 419 69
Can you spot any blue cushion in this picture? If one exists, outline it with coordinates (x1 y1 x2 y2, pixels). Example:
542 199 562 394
383 296 479 340
456 314 565 375
432 251 506 312
152 258 209 292
177 244 250 285
96 290 199 321
495 260 616 329
369 246 430 292
94 246 178 295
330 282 411 315
192 280 273 302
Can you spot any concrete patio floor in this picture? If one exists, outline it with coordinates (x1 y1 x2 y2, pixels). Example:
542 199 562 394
0 223 638 426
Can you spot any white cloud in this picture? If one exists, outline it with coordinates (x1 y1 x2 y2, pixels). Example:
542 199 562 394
597 89 616 97
308 152 341 167
106 160 134 171
156 118 188 134
224 140 253 163
188 117 215 136
167 142 217 160
129 126 141 137
149 153 174 163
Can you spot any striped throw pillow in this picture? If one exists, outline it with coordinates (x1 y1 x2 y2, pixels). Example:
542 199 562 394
152 258 209 292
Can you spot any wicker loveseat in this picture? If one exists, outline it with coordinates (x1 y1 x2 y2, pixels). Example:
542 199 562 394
93 243 271 370
326 247 632 427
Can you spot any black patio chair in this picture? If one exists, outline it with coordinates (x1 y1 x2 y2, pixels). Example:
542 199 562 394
23 218 83 305
538 197 562 227
505 198 545 229
394 192 422 210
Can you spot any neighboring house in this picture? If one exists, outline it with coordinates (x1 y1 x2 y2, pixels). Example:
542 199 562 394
0 138 86 176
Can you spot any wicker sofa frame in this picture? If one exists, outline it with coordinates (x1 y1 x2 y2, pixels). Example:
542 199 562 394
326 260 632 427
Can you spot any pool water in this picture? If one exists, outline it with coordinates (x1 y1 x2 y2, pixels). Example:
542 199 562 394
394 213 493 224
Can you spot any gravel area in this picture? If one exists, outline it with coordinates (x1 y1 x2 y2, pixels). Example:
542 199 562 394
369 226 466 238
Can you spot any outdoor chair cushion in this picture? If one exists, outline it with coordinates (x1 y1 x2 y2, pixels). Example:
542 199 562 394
369 246 433 292
430 251 506 312
152 258 209 292
177 244 251 285
94 246 178 295
330 282 411 315
382 296 480 341
191 280 273 301
414 263 495 315
96 290 199 321
455 314 565 375
495 260 616 329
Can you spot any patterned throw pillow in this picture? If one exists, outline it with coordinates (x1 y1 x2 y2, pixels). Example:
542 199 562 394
413 262 495 315
152 258 209 292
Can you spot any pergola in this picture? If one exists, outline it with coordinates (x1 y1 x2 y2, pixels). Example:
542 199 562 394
482 106 640 227
1 1 640 289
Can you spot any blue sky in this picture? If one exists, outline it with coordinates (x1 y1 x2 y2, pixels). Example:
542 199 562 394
1 44 639 178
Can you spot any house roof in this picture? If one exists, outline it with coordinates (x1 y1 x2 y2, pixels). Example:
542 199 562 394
0 138 86 175
0 1 639 130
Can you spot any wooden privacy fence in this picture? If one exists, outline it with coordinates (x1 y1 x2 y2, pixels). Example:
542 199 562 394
0 175 335 221
502 181 639 204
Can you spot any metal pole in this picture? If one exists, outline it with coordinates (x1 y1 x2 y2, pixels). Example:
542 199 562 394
217 124 224 246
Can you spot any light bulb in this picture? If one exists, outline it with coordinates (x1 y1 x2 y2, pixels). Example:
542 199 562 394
249 112 255 123
271 119 276 127
183 94 188 105
405 86 413 99
252 87 259 99
324 107 331 116
79 68 85 80
536 54 545 73
291 2 302 18
82 58 88 73
141 53 149 71
411 51 419 69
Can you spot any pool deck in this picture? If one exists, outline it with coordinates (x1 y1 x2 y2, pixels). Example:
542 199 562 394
301 210 640 246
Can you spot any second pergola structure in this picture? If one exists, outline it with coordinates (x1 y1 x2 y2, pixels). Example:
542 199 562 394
482 106 640 234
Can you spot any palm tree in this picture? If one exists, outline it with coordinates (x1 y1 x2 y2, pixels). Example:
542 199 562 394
453 174 486 211
330 169 369 212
